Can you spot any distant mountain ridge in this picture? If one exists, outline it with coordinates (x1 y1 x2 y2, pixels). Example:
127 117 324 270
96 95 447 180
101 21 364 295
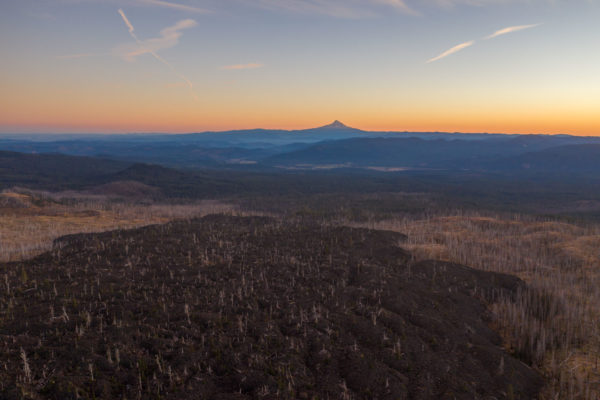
1 122 600 176
1 121 598 146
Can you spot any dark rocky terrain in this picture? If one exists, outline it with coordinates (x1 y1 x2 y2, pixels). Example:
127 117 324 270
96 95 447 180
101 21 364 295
0 215 542 399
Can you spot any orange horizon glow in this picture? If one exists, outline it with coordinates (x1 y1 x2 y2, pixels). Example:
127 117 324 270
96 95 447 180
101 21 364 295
1 103 599 136
1 88 598 136
2 71 598 136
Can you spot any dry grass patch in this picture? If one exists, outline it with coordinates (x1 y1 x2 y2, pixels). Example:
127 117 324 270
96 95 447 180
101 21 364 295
354 213 600 399
0 190 236 262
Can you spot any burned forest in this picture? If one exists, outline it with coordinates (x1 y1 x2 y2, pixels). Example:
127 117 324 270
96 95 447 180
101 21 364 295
1 216 543 399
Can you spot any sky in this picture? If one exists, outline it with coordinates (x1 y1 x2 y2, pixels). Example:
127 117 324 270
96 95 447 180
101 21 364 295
0 0 599 135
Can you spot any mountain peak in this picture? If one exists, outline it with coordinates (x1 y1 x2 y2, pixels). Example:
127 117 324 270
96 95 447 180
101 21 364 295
321 120 351 129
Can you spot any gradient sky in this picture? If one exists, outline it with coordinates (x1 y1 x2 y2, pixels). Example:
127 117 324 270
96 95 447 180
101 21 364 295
1 0 599 135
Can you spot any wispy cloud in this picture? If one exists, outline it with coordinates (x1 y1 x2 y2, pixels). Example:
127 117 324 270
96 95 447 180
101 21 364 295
221 63 264 71
418 0 530 9
427 40 475 63
427 21 541 63
251 0 417 18
136 0 211 14
118 9 136 37
116 9 198 100
485 23 541 39
372 0 418 15
238 0 546 18
116 17 197 61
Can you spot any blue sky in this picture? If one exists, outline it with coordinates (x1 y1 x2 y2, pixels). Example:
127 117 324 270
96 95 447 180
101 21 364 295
1 0 599 134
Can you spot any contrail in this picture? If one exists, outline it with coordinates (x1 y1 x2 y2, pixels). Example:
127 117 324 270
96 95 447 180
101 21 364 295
118 9 136 37
117 9 198 101
427 40 475 63
485 24 541 40
221 63 264 70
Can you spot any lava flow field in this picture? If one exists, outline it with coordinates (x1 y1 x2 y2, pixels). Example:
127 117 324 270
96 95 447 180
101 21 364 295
0 215 541 399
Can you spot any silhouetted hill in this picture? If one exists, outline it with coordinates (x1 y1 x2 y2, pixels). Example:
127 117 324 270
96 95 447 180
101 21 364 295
0 215 542 399
0 141 280 168
178 121 364 145
103 163 251 198
0 151 131 189
0 152 239 198
482 144 600 175
0 152 258 198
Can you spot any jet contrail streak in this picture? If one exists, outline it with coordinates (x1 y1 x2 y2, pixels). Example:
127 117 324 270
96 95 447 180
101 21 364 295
118 9 198 101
